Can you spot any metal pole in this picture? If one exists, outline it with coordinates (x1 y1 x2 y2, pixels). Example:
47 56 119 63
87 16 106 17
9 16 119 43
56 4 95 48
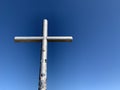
39 19 48 90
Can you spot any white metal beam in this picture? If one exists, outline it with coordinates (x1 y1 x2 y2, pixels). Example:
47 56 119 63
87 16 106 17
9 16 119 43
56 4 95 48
14 36 73 42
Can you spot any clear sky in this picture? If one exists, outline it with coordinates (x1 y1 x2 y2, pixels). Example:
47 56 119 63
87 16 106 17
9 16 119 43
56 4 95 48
0 0 120 90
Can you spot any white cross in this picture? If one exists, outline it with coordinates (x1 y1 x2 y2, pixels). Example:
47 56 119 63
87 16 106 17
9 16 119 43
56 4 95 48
14 19 73 90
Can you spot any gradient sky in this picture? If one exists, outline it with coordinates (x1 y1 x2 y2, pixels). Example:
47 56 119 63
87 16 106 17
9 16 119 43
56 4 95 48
0 0 120 90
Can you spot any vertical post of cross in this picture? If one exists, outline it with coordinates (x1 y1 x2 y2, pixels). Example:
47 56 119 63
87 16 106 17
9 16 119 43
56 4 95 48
39 19 48 90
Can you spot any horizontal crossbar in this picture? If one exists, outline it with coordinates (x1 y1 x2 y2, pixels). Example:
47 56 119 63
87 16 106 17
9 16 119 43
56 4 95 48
14 36 73 42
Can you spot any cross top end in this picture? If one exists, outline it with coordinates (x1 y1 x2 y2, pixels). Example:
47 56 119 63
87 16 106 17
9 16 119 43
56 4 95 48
43 19 48 27
43 19 48 22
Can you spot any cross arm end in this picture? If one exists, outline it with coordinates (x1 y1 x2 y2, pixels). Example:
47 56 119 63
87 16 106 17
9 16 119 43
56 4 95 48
14 36 43 42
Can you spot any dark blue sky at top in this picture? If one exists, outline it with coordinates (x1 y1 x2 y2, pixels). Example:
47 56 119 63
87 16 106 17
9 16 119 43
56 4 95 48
0 0 120 90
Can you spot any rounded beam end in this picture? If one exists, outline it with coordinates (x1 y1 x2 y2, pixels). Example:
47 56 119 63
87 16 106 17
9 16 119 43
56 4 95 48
44 19 48 23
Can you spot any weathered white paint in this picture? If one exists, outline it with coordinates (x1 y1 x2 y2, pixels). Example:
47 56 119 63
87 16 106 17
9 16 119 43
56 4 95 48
40 19 47 90
14 19 73 90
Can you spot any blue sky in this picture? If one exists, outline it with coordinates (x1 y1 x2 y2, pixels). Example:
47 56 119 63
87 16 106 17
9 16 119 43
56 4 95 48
0 0 120 90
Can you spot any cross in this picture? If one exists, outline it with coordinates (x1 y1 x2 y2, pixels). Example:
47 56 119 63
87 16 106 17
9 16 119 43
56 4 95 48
14 19 73 90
